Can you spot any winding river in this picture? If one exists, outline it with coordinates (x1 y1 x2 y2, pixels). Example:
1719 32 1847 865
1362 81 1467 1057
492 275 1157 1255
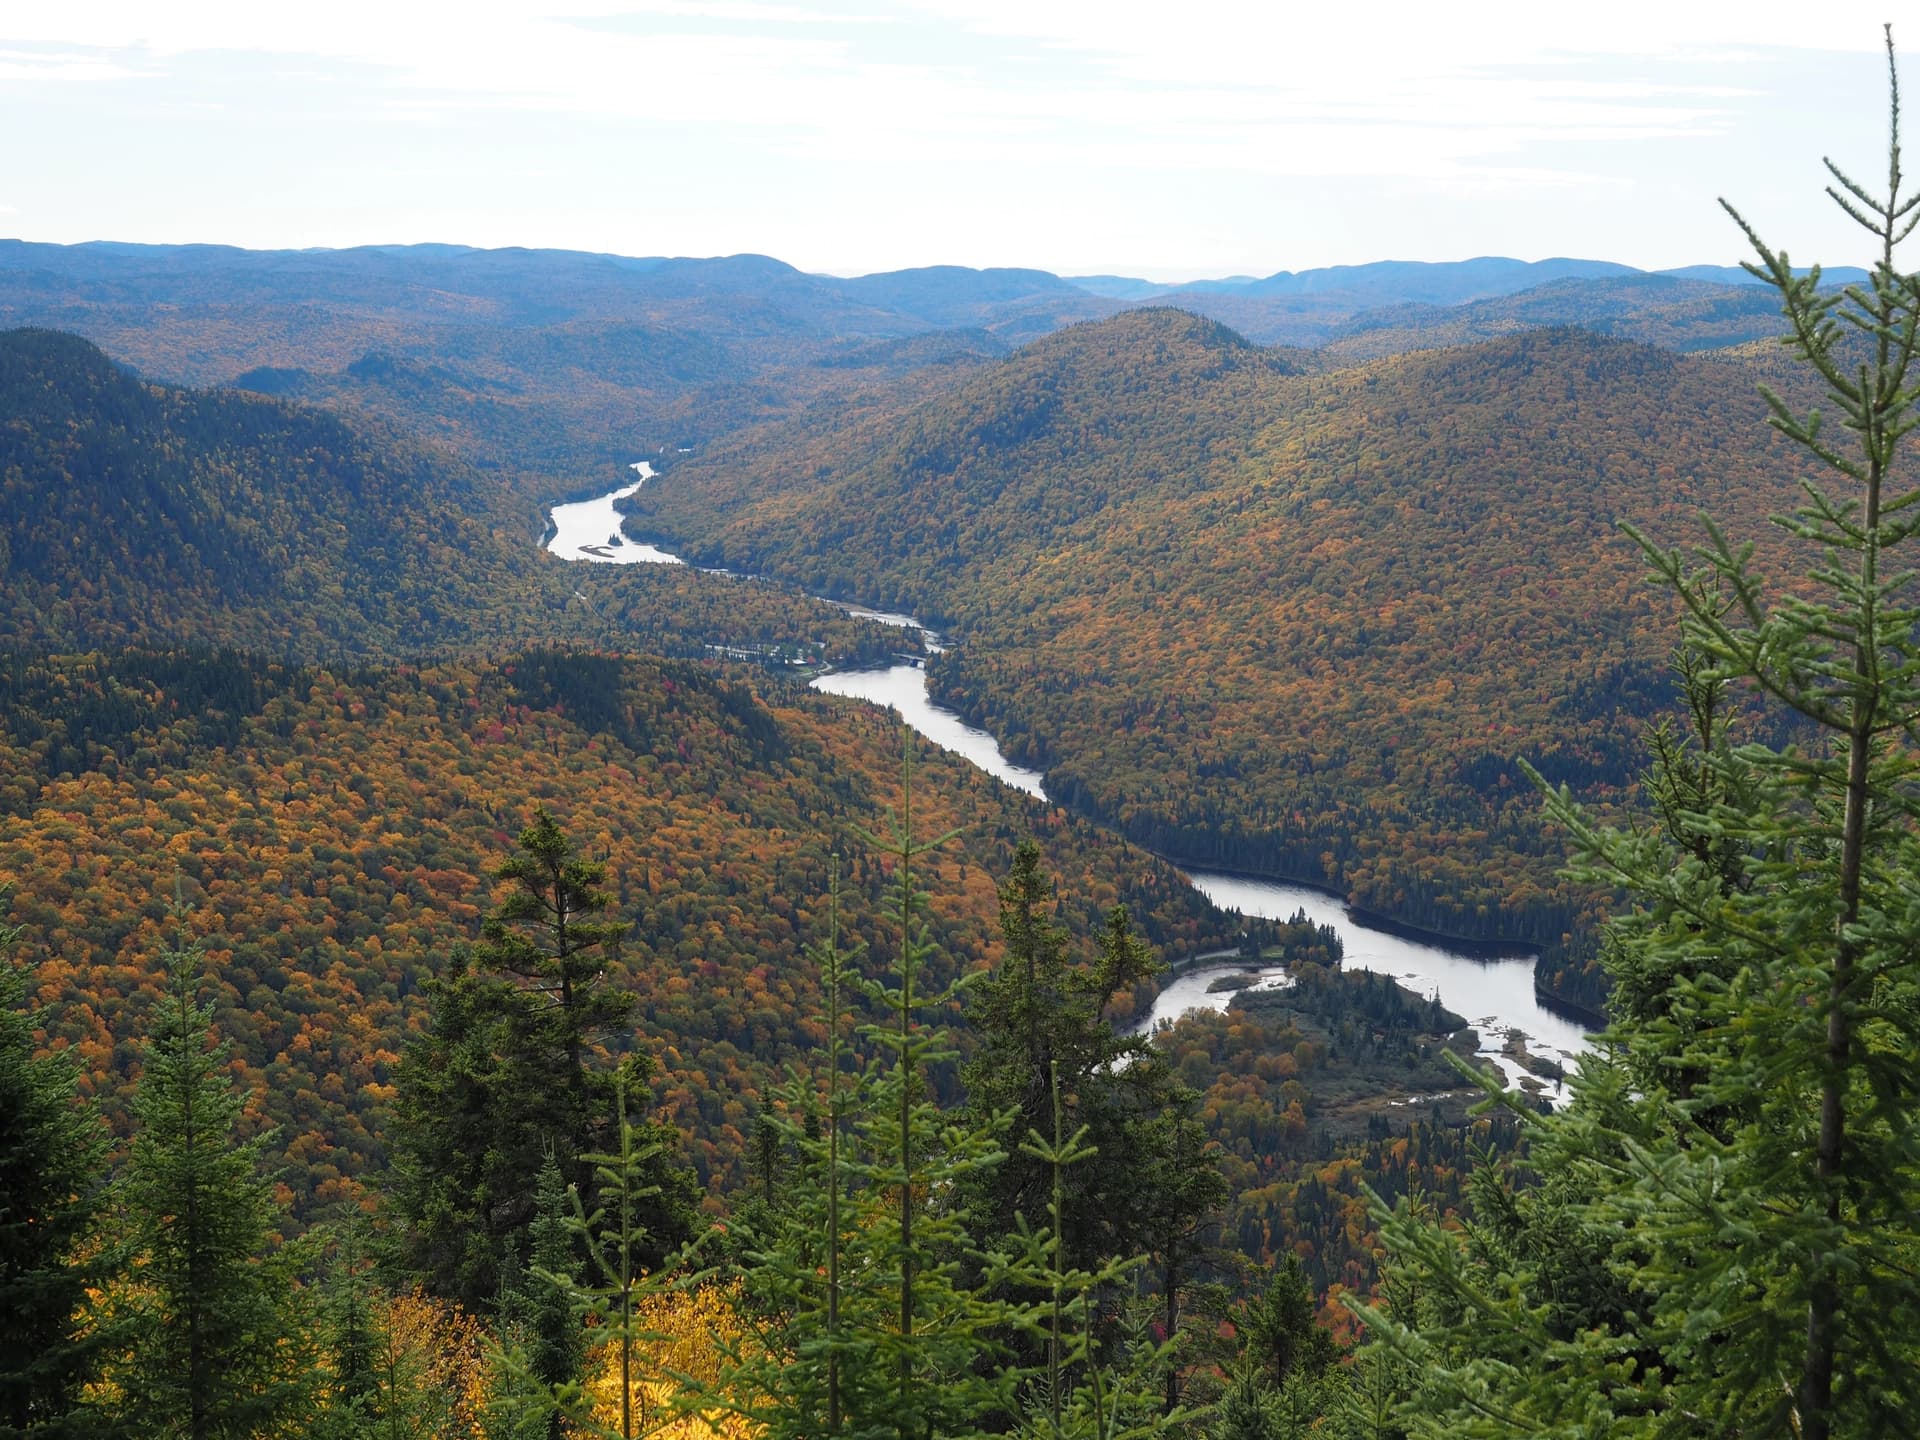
544 463 684 565
545 476 1587 1099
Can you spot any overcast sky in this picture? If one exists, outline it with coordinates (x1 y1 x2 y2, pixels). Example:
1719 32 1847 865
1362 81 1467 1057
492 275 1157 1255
2 3 1910 280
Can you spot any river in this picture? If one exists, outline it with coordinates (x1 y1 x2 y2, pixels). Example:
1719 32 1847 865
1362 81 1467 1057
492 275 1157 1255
545 476 1586 1099
544 463 685 565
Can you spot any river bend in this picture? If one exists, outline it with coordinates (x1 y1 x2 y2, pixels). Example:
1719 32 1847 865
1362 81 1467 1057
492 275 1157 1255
545 475 1586 1099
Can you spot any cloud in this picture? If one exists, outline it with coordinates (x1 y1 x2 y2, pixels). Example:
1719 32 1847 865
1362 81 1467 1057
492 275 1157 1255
0 0 1905 272
0 46 150 82
0 0 1860 170
576 1 893 25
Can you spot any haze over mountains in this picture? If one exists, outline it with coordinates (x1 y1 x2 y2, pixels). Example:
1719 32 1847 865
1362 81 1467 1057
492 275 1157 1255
0 237 1825 502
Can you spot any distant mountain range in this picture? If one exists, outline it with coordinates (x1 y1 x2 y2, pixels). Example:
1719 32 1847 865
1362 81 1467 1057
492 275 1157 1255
0 239 1843 499
1066 255 1873 302
3 238 1865 329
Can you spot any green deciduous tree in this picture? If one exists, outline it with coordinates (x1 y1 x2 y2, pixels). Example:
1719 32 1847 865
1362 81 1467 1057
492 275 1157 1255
1357 31 1920 1440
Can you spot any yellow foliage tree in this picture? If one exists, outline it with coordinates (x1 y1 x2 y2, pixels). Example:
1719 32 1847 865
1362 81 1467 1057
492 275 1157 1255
584 1285 759 1440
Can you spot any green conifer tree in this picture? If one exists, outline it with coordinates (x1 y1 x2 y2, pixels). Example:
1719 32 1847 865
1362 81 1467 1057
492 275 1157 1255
1210 1363 1280 1440
1239 1258 1334 1394
0 908 120 1438
391 812 698 1313
962 849 1226 1418
962 849 1224 1281
1356 31 1920 1439
709 745 1040 1440
498 1152 585 1440
1008 1061 1182 1440
534 1060 702 1440
474 807 632 1133
116 920 312 1440
311 1212 381 1437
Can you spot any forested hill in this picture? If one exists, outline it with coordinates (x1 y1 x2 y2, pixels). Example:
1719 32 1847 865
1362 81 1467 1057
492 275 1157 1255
0 328 542 656
622 309 1311 613
0 325 1022 677
0 645 1233 1212
630 313 1814 989
1320 273 1791 361
0 242 1791 508
0 244 1105 497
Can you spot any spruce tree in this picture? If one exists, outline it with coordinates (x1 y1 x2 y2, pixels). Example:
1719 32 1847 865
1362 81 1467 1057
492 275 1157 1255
1358 30 1920 1438
117 921 311 1440
961 848 1226 1419
497 1153 584 1440
1008 1061 1182 1440
388 943 522 1309
710 747 1039 1440
391 812 698 1313
474 807 632 1134
1238 1258 1334 1394
962 847 1224 1280
548 1062 693 1440
1210 1363 1280 1440
313 1213 380 1436
0 910 118 1437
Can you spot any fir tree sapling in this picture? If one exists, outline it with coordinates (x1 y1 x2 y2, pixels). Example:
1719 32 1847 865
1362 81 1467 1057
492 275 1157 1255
116 913 314 1440
1357 28 1920 1440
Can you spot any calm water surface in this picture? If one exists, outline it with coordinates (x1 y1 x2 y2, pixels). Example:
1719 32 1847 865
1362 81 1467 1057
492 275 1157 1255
544 462 683 565
544 476 1589 1095
808 663 1047 800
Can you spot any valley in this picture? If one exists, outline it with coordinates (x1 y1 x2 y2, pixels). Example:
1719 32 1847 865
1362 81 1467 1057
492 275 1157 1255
10 15 1917 1429
0 233 1863 1430
547 475 1587 1098
2 241 1781 1187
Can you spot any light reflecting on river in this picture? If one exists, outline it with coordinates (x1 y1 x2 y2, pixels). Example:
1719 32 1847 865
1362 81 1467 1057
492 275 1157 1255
1161 870 1585 1099
544 462 684 565
542 475 1588 1096
810 664 1048 800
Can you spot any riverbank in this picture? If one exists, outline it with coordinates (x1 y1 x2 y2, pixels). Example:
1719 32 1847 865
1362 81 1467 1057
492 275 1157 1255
542 477 1591 1099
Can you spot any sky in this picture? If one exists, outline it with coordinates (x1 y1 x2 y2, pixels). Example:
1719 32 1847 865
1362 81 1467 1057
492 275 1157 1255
2 2 1912 281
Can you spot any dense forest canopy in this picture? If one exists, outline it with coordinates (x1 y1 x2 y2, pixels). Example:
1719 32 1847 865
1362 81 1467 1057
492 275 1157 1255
0 241 1789 503
0 646 1234 1208
7 55 1919 1429
625 312 1814 1007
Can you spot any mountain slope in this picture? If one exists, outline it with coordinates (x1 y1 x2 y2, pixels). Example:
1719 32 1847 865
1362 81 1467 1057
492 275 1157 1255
1321 274 1790 361
0 245 1083 498
631 315 1811 964
626 309 1308 611
0 329 541 656
0 647 1232 1210
0 327 976 677
1 242 1827 515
